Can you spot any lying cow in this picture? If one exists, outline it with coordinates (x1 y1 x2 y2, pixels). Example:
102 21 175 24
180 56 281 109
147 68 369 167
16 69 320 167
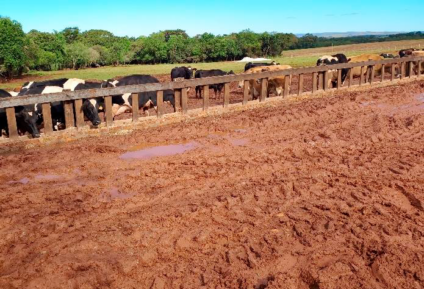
74 82 104 127
103 75 175 118
20 78 85 94
244 61 279 72
0 89 40 138
380 53 396 59
316 54 349 88
241 65 292 98
194 70 235 99
171 66 197 81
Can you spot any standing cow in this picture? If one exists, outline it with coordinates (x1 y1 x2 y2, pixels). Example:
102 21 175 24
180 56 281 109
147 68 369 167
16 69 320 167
171 67 197 81
195 70 235 99
316 54 349 88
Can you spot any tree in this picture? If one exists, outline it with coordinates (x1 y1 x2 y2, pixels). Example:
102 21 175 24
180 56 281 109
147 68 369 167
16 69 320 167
236 30 262 57
0 17 27 78
27 30 66 70
61 27 80 44
80 29 115 47
65 43 91 69
296 34 318 49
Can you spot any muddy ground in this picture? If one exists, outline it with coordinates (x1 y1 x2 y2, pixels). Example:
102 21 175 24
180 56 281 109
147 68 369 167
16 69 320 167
0 80 423 288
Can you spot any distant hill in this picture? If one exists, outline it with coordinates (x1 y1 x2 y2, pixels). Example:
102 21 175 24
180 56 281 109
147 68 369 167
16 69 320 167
296 32 405 38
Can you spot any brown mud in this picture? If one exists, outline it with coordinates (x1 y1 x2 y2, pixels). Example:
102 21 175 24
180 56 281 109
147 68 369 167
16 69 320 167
0 80 423 288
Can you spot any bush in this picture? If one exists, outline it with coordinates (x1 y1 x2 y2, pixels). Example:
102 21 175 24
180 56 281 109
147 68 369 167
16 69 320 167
0 17 27 78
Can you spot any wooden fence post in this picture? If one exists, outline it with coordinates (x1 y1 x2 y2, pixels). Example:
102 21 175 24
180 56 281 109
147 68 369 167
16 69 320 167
400 62 405 79
381 65 385 82
284 75 290 97
243 81 249 105
181 87 188 114
298 74 304 95
391 64 396 81
42 103 53 134
64 101 75 129
5 108 18 139
349 68 353 87
132 93 139 122
312 72 318 93
224 83 230 107
74 99 85 129
104 96 113 126
203 85 209 110
370 66 375 85
337 70 342 89
419 61 422 78
157 91 164 117
323 71 329 91
174 89 181 112
260 78 267 102
318 73 324 90
409 62 414 78
360 67 364 86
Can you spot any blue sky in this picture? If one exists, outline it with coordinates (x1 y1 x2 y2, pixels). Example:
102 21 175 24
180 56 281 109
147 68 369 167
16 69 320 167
1 0 422 37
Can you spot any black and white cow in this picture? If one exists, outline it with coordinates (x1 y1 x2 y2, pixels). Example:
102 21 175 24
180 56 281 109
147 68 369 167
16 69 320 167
103 75 175 118
0 89 41 138
171 66 197 81
244 61 279 72
19 86 66 131
316 54 349 88
20 78 85 94
380 53 395 59
74 82 103 127
195 69 235 99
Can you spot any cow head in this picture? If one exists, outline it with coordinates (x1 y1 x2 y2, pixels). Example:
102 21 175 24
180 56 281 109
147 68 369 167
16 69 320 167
15 106 40 138
82 99 102 127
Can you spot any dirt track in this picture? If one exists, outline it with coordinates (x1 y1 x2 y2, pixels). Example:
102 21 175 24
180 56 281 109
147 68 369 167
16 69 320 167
0 80 424 288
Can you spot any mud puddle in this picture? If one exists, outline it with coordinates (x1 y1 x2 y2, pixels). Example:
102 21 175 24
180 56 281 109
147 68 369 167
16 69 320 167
120 142 198 160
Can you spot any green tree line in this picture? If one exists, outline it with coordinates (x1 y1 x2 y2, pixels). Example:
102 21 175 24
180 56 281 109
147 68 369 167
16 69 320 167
1 16 423 78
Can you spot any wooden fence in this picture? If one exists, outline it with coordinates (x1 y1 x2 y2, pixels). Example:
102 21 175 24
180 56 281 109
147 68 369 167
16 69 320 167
1 56 423 141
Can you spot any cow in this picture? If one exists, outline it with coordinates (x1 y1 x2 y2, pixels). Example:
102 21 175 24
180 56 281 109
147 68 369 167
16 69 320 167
410 51 424 75
19 86 67 131
347 54 385 82
20 78 85 94
103 75 175 118
244 61 279 72
399 49 417 58
171 66 197 81
194 70 235 99
241 65 292 98
74 82 104 127
380 53 395 59
316 54 349 88
0 89 41 138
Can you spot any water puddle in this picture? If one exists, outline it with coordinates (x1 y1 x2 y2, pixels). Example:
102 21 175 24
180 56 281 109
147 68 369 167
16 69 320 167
35 174 61 181
120 142 198 160
228 138 249 146
8 178 30 185
100 187 133 202
415 93 424 102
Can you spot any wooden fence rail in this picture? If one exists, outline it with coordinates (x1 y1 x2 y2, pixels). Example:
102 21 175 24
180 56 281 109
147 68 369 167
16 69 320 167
1 56 424 141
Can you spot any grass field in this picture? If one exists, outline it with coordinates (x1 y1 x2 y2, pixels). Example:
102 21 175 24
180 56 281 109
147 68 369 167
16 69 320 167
1 39 424 91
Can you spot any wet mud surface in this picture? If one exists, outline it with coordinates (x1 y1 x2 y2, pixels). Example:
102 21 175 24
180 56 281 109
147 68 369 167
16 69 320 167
0 81 424 288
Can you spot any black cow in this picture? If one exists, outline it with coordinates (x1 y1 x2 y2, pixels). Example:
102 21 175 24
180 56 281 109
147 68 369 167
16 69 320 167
195 70 235 99
171 66 196 81
0 89 40 138
104 74 159 88
380 53 395 59
244 61 278 72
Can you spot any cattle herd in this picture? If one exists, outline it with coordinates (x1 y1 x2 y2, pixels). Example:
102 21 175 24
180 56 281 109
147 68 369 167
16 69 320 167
0 48 423 139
